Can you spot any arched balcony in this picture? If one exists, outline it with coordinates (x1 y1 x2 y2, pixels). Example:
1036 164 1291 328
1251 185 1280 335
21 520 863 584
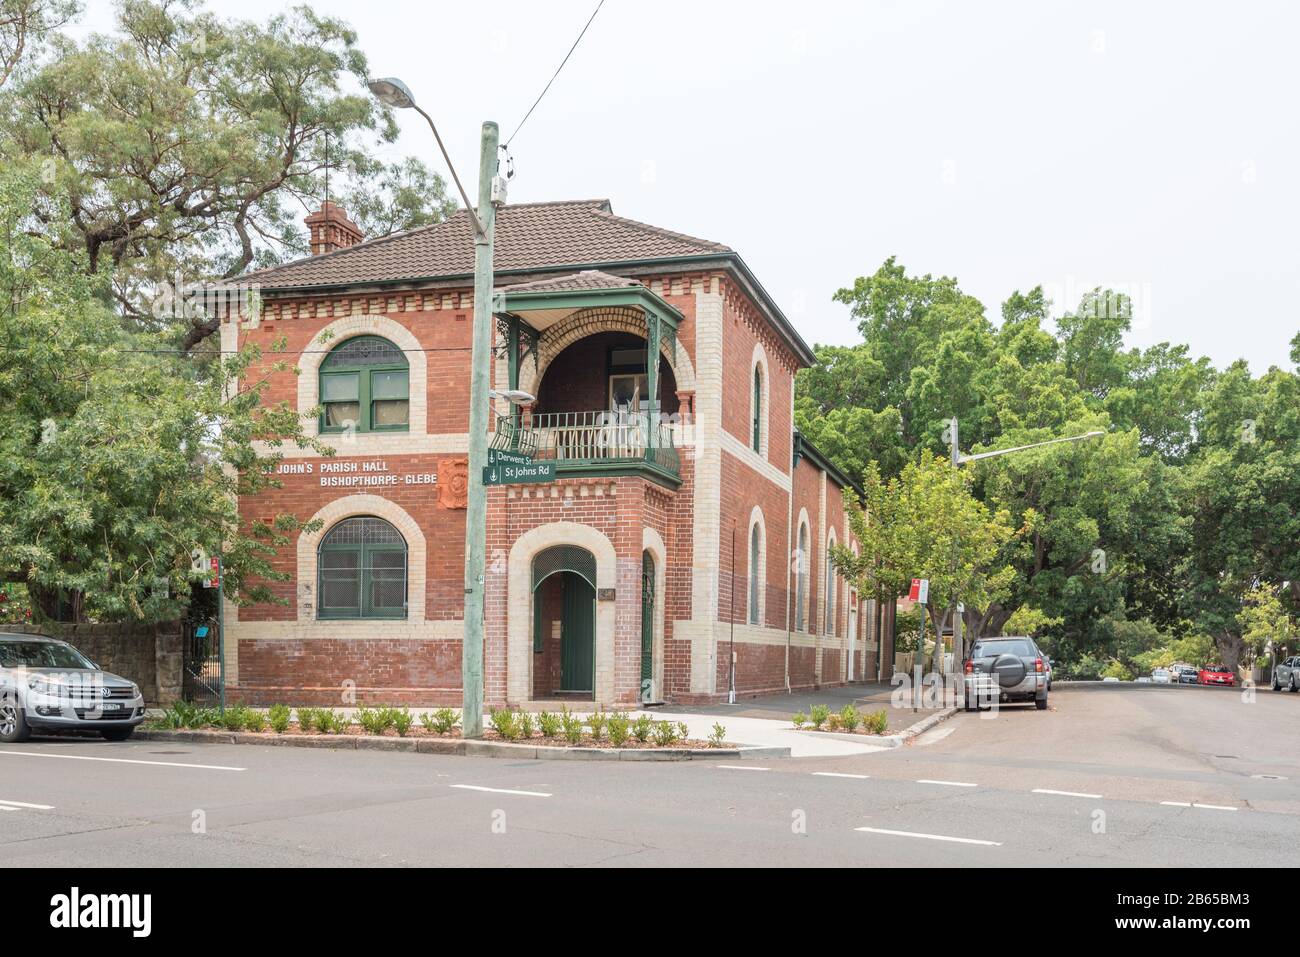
492 272 685 487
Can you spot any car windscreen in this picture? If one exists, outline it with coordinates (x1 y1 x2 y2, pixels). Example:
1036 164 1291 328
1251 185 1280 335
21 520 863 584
0 639 94 669
971 639 1037 658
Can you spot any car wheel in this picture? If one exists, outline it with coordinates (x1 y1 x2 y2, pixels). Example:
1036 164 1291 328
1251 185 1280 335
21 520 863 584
1274 676 1282 691
0 700 31 743
100 727 135 742
1035 695 1048 711
1290 677 1298 694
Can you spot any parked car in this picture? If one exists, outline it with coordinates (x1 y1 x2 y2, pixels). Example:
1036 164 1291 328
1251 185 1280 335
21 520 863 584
1151 668 1172 684
963 636 1049 711
1173 665 1200 685
1198 664 1235 687
1136 676 1152 683
1101 675 1120 683
1272 657 1300 692
0 633 145 743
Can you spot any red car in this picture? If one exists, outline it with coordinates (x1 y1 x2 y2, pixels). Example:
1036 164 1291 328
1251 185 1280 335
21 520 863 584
1198 664 1235 687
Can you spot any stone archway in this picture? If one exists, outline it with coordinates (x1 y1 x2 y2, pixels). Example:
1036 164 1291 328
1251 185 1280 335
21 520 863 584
507 523 618 706
517 306 696 399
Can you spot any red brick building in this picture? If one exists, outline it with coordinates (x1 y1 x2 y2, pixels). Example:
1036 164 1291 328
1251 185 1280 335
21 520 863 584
223 199 882 707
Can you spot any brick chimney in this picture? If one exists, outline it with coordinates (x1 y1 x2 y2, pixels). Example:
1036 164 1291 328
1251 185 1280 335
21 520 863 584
304 201 364 256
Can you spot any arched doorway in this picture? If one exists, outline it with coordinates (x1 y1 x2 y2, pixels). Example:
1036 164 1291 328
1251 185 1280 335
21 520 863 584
532 546 597 698
640 550 655 701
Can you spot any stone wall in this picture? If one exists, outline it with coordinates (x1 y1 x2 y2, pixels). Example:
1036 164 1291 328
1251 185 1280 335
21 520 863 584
0 620 183 706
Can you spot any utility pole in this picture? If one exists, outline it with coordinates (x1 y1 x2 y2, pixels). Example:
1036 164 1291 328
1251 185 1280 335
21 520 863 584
462 120 499 739
365 78 497 739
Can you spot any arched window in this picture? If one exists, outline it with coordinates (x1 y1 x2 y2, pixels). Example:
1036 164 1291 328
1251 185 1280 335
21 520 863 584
795 522 809 632
319 336 409 433
317 516 408 619
751 364 763 452
825 544 837 637
748 522 762 624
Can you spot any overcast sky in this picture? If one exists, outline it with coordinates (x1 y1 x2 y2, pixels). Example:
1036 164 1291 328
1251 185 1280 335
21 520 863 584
79 0 1300 372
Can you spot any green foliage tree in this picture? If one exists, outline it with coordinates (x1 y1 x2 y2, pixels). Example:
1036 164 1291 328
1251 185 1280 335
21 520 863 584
1 0 454 344
0 167 325 621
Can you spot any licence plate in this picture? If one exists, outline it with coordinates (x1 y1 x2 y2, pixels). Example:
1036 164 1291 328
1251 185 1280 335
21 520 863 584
100 702 123 711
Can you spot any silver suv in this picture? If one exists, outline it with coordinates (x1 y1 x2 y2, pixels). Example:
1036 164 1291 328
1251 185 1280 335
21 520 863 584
964 636 1050 711
0 633 145 743
1273 656 1300 693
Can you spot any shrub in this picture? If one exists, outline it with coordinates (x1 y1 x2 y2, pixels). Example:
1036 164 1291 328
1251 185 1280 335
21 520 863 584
826 714 842 731
489 708 520 740
219 707 247 732
586 710 607 741
709 722 727 747
516 711 535 739
607 711 631 746
678 721 690 742
651 720 679 747
425 708 459 735
632 714 654 743
809 704 830 729
839 704 861 732
537 710 562 737
357 707 395 736
195 707 222 728
560 706 584 744
296 708 318 733
864 709 888 735
242 710 267 733
792 711 808 730
268 704 291 734
318 710 349 734
392 708 413 737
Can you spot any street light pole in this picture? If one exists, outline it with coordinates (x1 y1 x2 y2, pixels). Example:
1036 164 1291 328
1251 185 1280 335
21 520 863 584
366 78 497 738
946 418 1105 663
462 120 499 739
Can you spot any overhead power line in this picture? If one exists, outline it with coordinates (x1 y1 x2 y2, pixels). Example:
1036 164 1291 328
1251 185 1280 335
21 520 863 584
505 0 607 148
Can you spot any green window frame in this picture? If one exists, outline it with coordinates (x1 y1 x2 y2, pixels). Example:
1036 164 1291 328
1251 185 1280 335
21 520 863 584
319 336 410 434
317 516 408 620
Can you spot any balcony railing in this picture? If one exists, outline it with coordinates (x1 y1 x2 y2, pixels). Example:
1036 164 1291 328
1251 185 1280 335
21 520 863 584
493 410 681 480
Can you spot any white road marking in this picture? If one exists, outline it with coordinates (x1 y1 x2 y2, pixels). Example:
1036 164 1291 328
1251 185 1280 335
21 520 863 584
0 799 55 809
1192 803 1239 812
0 806 16 812
813 772 870 779
856 826 1001 847
1160 801 1192 807
1032 789 1102 799
916 779 978 788
716 765 770 772
914 726 956 746
450 784 552 798
0 750 245 771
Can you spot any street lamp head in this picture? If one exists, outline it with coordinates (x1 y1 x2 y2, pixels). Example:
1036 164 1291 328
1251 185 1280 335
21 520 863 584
489 389 536 406
367 77 417 109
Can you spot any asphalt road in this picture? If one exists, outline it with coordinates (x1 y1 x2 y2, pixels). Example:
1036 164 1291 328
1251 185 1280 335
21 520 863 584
1 684 1297 867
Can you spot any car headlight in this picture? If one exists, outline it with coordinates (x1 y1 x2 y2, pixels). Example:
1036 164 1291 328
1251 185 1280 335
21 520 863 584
28 675 67 696
130 683 141 699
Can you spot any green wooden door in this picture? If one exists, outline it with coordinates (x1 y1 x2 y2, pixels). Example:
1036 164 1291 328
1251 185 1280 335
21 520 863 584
641 551 655 695
560 574 595 693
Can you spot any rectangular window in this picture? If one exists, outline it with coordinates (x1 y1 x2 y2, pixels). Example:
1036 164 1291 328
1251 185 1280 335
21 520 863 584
322 373 361 430
319 550 361 617
371 370 410 428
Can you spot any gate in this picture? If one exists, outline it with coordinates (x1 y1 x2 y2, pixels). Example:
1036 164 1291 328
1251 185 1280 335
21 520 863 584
182 614 225 708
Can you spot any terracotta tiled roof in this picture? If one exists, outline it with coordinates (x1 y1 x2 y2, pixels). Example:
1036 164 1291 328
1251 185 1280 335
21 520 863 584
245 199 730 291
498 270 642 294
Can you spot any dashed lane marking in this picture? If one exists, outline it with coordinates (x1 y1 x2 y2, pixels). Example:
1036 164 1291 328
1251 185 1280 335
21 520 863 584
450 785 552 798
716 765 770 772
916 779 978 788
856 826 1001 847
1032 789 1102 799
0 799 55 809
813 772 870 779
0 750 245 771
